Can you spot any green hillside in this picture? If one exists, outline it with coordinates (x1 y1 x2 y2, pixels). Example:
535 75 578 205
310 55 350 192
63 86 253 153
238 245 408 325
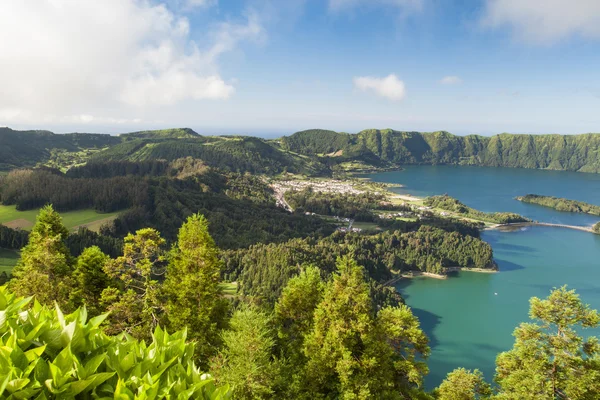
0 127 119 170
282 129 600 173
3 126 600 174
91 136 327 175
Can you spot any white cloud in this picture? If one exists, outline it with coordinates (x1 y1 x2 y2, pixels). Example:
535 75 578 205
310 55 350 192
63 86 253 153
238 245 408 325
440 76 462 85
353 74 406 101
329 0 423 13
482 0 600 43
186 0 218 8
0 0 262 123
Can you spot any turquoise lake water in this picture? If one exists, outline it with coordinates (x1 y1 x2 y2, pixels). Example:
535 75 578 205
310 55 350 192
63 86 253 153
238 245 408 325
367 166 600 389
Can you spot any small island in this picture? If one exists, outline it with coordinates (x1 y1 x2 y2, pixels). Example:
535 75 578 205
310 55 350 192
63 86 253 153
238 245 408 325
594 222 600 234
516 194 600 216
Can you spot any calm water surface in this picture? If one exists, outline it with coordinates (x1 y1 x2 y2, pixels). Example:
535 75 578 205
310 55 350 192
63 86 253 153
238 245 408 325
367 166 600 389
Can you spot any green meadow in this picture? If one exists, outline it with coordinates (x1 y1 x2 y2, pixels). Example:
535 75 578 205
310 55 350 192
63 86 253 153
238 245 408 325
0 205 121 232
0 248 19 274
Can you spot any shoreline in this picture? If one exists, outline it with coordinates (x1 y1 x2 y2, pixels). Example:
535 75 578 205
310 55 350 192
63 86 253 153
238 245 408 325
398 267 499 281
488 222 596 234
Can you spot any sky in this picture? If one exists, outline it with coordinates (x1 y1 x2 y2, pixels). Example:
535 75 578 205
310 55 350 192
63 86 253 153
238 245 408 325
1 0 600 137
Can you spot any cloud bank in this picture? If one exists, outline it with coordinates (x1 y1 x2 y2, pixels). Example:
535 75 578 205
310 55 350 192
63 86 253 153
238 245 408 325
0 0 262 123
482 0 600 43
353 74 406 101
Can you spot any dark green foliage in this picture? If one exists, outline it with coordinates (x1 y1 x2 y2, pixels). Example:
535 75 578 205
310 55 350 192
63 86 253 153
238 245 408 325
0 224 29 249
0 127 119 170
517 194 600 215
66 227 123 258
66 160 171 178
0 167 335 249
70 245 110 316
8 205 74 309
280 129 352 155
424 195 531 223
3 126 600 175
119 127 200 140
282 129 600 173
101 228 166 341
0 169 149 212
91 136 327 175
224 226 495 305
285 187 386 221
594 222 600 233
163 214 229 364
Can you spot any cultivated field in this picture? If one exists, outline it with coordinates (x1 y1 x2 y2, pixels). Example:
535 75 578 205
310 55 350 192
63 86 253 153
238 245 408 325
0 205 121 232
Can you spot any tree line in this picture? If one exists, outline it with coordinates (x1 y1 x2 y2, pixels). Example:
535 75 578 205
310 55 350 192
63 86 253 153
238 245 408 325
2 206 600 399
0 164 335 249
424 194 530 224
517 194 600 216
223 225 495 306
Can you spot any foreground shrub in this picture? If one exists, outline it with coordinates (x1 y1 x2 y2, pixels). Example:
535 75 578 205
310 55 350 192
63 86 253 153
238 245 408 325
0 286 231 399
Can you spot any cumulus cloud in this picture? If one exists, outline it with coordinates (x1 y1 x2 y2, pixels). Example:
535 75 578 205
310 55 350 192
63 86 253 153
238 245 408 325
0 0 262 123
353 74 406 101
329 0 423 13
440 76 462 85
482 0 600 43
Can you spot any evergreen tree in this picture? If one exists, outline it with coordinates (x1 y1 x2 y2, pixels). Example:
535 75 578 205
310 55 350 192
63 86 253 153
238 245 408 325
302 257 430 399
101 228 166 340
9 205 74 309
495 286 600 399
163 213 228 364
436 368 491 400
211 305 279 399
275 265 324 349
274 265 325 397
70 245 110 316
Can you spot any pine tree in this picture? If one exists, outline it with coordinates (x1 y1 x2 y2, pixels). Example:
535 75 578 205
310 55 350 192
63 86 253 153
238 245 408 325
211 305 279 399
274 265 325 397
302 257 430 399
163 213 228 363
70 245 110 316
9 205 74 309
436 368 491 400
101 228 166 340
495 286 600 399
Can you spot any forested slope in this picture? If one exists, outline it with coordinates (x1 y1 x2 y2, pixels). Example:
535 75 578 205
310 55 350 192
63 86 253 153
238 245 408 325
0 127 119 170
3 126 600 174
282 129 600 173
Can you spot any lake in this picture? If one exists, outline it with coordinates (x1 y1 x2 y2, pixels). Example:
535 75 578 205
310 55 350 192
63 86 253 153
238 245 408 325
367 165 600 389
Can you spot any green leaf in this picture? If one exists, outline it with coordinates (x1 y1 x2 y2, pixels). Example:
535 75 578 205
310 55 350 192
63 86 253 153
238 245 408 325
24 346 46 363
83 354 106 379
6 378 30 393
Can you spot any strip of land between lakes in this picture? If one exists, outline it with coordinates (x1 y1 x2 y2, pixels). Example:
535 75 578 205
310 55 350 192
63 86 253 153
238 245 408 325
487 222 596 234
389 194 597 234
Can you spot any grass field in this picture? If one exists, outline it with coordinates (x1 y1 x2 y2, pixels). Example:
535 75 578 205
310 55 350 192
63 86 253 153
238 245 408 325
352 221 380 231
0 205 121 232
0 248 19 274
220 282 238 297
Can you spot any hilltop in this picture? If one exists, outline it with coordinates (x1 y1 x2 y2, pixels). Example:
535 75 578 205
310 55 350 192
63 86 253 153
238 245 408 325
2 127 600 174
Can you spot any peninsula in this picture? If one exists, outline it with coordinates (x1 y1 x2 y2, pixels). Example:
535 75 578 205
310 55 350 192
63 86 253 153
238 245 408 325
516 194 600 216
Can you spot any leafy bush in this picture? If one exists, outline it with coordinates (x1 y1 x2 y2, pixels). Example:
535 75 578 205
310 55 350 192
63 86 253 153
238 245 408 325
0 286 231 399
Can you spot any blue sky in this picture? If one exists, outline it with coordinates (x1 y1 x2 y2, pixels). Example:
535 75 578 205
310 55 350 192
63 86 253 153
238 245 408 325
1 0 600 136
